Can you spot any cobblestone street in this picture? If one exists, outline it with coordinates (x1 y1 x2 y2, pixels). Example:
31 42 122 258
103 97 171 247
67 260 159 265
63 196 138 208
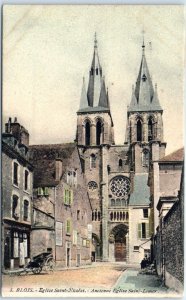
2 263 179 297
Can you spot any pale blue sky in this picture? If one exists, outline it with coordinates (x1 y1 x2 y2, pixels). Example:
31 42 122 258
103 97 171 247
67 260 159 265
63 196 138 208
3 5 184 154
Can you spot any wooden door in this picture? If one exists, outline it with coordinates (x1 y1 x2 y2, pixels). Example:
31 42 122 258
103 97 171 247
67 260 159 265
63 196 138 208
115 242 126 261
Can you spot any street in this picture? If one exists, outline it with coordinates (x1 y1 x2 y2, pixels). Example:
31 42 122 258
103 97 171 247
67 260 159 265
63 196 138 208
2 263 178 297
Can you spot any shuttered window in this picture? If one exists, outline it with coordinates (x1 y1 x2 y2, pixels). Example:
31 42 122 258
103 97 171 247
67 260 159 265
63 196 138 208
66 220 71 235
138 223 149 239
64 189 73 206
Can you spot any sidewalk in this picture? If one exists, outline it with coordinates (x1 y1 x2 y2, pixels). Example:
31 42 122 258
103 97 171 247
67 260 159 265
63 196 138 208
113 268 178 296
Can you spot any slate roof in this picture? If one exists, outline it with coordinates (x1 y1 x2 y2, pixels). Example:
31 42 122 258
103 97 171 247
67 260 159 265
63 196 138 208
78 36 110 113
159 148 184 162
128 45 162 112
129 174 150 206
29 143 76 187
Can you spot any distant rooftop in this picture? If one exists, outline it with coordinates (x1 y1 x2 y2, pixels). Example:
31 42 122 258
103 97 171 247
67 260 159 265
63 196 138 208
159 148 184 162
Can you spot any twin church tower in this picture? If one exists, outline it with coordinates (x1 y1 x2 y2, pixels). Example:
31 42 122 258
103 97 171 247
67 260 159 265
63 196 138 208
76 35 166 263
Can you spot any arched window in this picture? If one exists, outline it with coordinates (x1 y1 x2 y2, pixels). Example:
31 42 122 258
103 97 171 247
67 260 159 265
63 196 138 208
111 199 115 206
148 117 153 141
85 121 91 146
96 120 102 145
142 149 149 167
116 199 121 206
137 120 142 141
90 154 96 168
119 159 123 168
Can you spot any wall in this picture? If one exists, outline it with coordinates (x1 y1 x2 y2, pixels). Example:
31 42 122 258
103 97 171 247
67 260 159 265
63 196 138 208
163 200 184 292
128 206 151 264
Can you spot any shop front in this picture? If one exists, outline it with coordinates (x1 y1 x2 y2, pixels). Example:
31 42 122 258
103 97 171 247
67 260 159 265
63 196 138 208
3 221 31 270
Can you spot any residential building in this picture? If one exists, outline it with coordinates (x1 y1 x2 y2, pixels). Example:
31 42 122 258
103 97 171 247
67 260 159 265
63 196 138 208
29 143 92 267
2 118 34 270
150 148 184 291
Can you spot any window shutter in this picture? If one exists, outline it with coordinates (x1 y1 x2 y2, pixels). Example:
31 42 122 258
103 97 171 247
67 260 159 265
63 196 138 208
146 223 150 238
38 187 43 196
64 189 67 204
70 190 73 205
44 187 49 196
138 223 142 239
66 220 71 234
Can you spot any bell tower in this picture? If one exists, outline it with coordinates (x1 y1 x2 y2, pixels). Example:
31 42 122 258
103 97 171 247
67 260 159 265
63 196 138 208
76 34 115 261
125 40 166 172
76 34 114 147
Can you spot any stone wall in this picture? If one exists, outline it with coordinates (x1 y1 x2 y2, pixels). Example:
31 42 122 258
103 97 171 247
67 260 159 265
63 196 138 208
163 199 184 290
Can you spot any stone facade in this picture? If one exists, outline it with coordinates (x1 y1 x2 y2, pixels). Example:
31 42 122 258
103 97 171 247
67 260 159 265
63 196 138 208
151 149 184 292
2 118 33 270
76 37 166 263
29 144 92 267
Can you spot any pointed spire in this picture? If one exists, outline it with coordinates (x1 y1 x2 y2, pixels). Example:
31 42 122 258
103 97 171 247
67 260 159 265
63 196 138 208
128 40 162 112
142 28 145 56
94 32 98 49
79 77 89 109
87 34 103 107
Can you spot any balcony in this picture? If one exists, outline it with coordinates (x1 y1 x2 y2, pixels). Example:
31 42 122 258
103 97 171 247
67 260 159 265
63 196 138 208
108 208 129 222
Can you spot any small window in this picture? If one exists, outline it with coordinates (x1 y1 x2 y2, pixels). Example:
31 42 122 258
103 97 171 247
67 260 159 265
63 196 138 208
111 199 115 206
66 220 71 235
96 68 98 75
90 154 96 168
77 210 80 220
13 162 18 185
142 149 149 167
143 209 148 218
119 159 123 167
37 187 43 196
142 223 146 238
73 171 77 187
23 200 29 221
44 187 49 196
134 246 139 251
24 170 29 190
12 195 19 219
138 223 149 239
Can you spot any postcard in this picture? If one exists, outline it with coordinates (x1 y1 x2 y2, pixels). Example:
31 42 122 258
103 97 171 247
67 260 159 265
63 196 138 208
1 4 184 298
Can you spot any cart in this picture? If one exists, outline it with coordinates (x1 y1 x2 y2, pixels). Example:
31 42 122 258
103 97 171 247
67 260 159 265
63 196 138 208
10 252 55 276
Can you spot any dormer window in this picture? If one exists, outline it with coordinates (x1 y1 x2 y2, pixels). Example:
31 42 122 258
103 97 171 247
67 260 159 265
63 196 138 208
142 74 147 82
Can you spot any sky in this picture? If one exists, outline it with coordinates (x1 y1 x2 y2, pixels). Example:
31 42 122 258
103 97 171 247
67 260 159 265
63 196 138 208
3 5 184 155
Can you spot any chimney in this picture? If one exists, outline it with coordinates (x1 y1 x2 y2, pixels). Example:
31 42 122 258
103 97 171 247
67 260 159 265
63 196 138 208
5 117 12 133
55 159 63 181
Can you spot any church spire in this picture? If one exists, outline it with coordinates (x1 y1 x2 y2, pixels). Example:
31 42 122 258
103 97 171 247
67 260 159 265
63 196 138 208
128 40 162 112
87 33 103 107
77 34 110 113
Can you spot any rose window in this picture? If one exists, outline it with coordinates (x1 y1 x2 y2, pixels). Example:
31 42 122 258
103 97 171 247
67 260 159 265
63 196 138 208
88 181 98 191
110 176 130 199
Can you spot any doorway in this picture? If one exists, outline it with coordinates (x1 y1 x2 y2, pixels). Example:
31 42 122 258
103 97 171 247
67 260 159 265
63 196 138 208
4 236 10 269
115 232 126 261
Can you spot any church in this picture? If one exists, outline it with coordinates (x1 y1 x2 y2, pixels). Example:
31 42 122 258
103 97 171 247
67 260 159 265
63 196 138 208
76 35 166 264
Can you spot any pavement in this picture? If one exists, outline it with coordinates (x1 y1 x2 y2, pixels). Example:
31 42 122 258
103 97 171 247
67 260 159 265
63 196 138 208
113 268 178 296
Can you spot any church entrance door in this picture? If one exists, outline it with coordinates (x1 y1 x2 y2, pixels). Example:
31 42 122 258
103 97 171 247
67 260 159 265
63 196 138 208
115 232 126 262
